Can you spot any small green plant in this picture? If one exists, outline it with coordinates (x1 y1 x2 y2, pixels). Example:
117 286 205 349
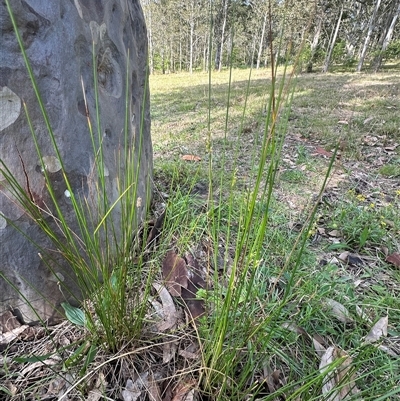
325 189 399 251
379 163 400 177
281 168 306 183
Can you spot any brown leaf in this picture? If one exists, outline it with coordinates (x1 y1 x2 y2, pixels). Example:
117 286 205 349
324 298 354 324
313 146 333 158
172 380 196 401
121 377 144 401
152 283 177 332
146 211 165 246
262 366 285 394
87 373 107 401
181 154 201 161
338 251 349 262
384 144 398 151
162 251 188 297
386 253 400 268
0 325 29 347
364 316 388 343
183 253 206 321
0 310 21 332
178 349 199 360
163 340 178 364
319 347 360 400
313 338 326 357
182 283 205 321
147 372 162 401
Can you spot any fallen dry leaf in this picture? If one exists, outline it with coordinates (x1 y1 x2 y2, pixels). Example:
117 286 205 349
146 210 165 246
338 251 349 262
86 373 107 401
162 251 188 297
152 283 177 331
0 325 29 347
386 253 400 268
384 144 398 151
313 146 333 157
324 298 354 324
319 346 360 400
172 380 196 401
0 310 21 332
313 338 326 357
121 373 149 401
147 372 162 401
121 379 141 401
261 366 285 394
364 316 388 344
378 344 399 358
181 154 201 161
163 339 178 364
86 389 103 401
20 355 61 376
181 282 205 321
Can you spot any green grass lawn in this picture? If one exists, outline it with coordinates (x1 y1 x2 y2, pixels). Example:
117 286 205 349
2 67 400 401
150 67 400 400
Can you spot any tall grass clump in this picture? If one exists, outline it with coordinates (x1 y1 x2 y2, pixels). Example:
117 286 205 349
153 4 399 401
0 1 152 351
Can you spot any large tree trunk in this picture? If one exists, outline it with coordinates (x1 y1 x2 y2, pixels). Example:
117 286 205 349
357 0 382 72
0 0 153 323
322 4 344 73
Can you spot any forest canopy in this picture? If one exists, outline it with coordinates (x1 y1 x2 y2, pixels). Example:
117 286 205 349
140 0 400 73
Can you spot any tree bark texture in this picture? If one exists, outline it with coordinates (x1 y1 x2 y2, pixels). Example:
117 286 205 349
0 0 153 323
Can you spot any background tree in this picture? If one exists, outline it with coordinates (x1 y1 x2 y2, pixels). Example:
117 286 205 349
140 0 400 73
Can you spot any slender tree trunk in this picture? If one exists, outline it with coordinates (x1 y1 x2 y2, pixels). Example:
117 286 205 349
357 0 382 72
322 4 344 73
170 37 174 73
308 15 322 72
373 1 400 72
214 0 228 71
203 33 208 71
189 24 194 73
179 30 182 72
218 2 227 71
256 12 267 69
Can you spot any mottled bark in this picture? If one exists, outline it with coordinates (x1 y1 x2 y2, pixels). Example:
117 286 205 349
0 0 152 323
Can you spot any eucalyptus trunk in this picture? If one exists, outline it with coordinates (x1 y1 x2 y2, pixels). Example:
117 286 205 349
322 4 344 73
357 0 382 72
